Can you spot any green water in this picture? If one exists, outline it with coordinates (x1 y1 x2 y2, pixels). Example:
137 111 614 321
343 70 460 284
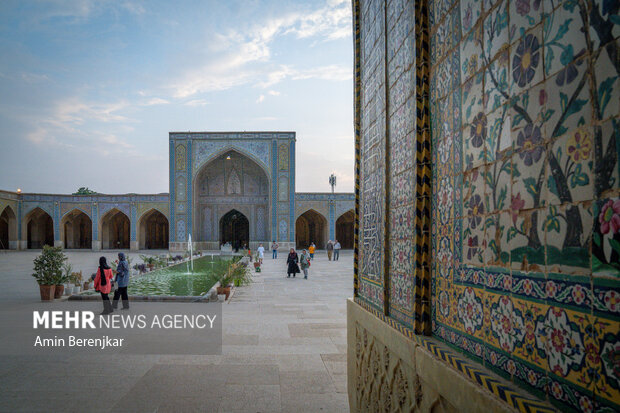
85 255 238 296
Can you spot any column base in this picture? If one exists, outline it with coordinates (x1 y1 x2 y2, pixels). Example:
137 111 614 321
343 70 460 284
130 241 139 251
92 241 101 251
347 299 518 413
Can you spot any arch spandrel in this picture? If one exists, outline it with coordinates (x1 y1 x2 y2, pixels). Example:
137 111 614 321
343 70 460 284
192 142 271 181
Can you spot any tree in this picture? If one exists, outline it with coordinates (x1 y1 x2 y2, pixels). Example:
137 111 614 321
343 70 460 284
73 187 97 195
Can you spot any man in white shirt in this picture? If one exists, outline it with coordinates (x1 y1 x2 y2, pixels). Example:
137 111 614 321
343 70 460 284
333 240 341 261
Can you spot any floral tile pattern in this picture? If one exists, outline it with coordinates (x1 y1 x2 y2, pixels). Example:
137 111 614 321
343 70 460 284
428 0 620 411
357 0 619 411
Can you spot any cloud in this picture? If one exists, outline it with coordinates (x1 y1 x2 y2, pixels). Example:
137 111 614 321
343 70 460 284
283 2 351 40
143 97 169 106
256 94 265 103
20 72 50 83
292 65 352 82
53 98 131 124
169 0 352 98
184 99 209 107
33 0 97 22
22 97 146 159
267 90 280 96
121 1 146 15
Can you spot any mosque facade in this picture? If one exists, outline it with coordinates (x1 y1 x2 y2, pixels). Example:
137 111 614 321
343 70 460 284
0 132 354 252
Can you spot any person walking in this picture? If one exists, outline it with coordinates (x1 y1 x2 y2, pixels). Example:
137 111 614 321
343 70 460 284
257 243 265 264
112 252 130 310
271 241 279 259
94 256 114 315
299 249 311 279
334 240 341 261
326 240 334 261
308 243 315 260
286 248 300 278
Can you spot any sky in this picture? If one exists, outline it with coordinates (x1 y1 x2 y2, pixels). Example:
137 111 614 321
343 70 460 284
0 0 354 194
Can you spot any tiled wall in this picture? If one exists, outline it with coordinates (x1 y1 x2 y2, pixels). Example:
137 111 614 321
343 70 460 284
356 0 432 332
430 0 619 411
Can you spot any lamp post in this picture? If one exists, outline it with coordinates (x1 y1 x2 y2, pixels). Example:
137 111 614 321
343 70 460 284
329 174 336 194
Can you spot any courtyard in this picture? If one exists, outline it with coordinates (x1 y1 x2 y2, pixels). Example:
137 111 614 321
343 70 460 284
0 249 352 412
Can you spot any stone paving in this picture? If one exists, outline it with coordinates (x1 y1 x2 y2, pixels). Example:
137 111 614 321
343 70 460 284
0 249 352 412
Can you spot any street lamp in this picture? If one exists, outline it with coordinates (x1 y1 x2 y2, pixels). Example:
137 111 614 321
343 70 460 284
329 174 336 193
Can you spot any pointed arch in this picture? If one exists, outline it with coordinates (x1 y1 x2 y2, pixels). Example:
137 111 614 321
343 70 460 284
336 209 355 249
99 208 130 249
138 208 169 249
0 205 17 249
23 207 54 249
60 209 92 249
193 149 269 244
219 209 249 247
295 209 328 249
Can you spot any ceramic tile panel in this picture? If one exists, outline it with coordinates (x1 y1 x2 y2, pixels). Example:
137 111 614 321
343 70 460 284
429 1 620 411
357 0 619 411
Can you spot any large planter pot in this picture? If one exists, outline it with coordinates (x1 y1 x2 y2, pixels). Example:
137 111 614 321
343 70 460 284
53 285 64 299
216 286 231 300
39 285 55 301
253 262 260 268
74 285 81 294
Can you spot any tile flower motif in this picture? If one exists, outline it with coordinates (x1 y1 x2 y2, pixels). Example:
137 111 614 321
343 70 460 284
458 287 484 334
438 176 453 224
467 194 485 227
470 112 487 148
567 129 591 162
437 236 453 277
516 123 543 166
438 125 453 165
490 296 525 352
593 197 620 277
439 289 451 318
512 33 541 88
509 0 541 43
599 199 620 236
535 307 584 377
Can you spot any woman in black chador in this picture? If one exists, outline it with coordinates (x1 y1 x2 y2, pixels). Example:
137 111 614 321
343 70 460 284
286 248 300 278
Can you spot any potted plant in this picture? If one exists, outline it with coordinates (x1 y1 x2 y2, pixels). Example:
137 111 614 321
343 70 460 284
71 271 83 293
53 263 72 299
216 270 234 300
32 245 67 301
140 255 156 271
231 261 251 287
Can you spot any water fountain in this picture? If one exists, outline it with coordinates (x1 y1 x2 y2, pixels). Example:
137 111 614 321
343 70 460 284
187 233 194 274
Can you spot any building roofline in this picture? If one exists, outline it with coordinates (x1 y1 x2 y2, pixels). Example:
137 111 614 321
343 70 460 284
295 192 355 195
169 131 296 135
0 189 169 197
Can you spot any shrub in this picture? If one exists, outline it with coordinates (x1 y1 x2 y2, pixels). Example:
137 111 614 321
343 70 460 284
229 261 252 287
70 271 83 286
32 246 67 286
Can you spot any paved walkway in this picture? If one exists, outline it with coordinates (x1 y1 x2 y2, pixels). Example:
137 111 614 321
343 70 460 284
0 250 352 412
